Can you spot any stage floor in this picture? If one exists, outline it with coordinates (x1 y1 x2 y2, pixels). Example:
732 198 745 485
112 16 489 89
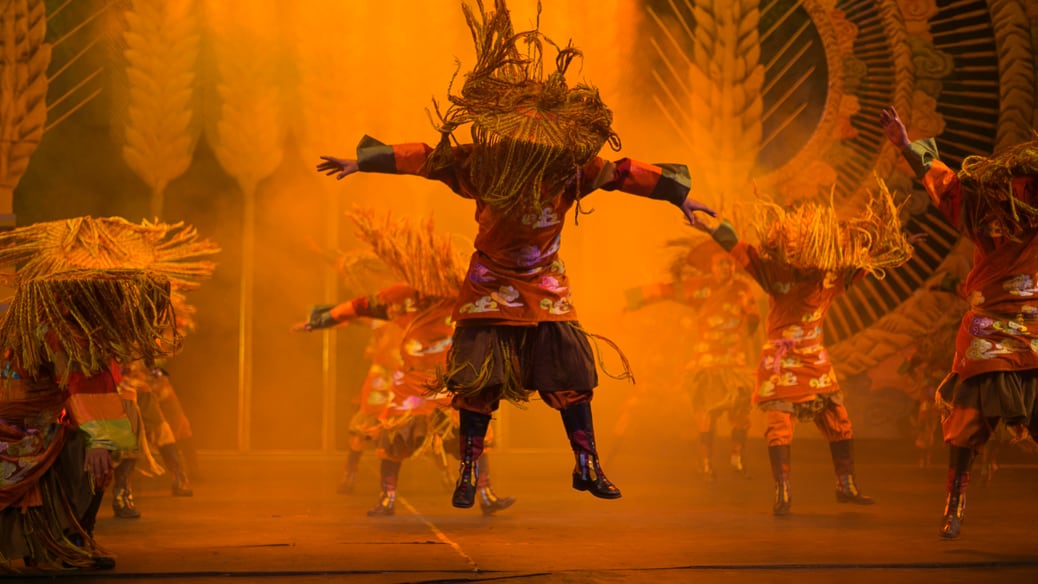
28 439 1038 583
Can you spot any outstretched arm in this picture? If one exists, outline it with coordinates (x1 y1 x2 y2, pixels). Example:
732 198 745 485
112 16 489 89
317 135 465 193
879 106 962 227
589 158 716 225
292 303 350 332
293 283 419 332
691 217 769 289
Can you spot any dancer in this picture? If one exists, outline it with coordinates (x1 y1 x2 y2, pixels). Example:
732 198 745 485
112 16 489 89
880 106 1038 538
336 320 402 494
0 269 177 572
692 183 914 515
0 216 218 519
626 240 760 479
295 210 514 516
316 0 715 507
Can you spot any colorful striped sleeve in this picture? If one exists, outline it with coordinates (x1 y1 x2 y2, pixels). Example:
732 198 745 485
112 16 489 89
66 369 136 452
591 158 691 207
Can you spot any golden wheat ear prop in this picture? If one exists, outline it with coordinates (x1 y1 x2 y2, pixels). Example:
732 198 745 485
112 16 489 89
111 0 203 219
0 2 50 212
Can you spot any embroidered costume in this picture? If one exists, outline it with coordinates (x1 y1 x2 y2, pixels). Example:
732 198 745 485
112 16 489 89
318 0 715 507
0 216 218 520
298 210 514 516
626 243 760 479
0 270 177 572
698 180 913 515
882 105 1038 538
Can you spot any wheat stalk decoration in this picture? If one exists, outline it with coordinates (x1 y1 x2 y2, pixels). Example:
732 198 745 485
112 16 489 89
647 0 764 208
202 0 285 452
203 0 284 197
115 0 202 218
0 0 50 214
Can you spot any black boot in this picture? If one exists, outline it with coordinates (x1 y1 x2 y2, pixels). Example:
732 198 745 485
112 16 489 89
452 410 490 508
730 428 751 479
159 443 193 497
699 431 716 482
941 446 973 539
561 402 621 499
112 459 141 519
830 439 874 505
338 449 363 494
768 445 791 515
475 454 515 515
368 459 400 517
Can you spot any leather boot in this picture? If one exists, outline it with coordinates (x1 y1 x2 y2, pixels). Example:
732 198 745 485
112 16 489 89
112 459 141 519
452 410 490 508
337 449 363 494
475 454 515 515
160 443 193 497
768 445 791 515
730 428 751 479
941 446 973 539
368 459 400 516
561 402 621 499
830 439 874 504
699 431 716 482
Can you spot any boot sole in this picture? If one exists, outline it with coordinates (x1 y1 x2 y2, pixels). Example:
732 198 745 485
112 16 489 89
836 494 875 505
573 480 622 499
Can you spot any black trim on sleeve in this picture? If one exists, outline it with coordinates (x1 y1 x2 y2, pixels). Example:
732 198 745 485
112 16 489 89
356 135 397 173
712 221 739 252
651 163 692 207
902 138 939 179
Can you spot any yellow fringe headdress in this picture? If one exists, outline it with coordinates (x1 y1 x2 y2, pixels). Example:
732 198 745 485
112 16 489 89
347 208 468 299
957 139 1038 240
0 216 219 291
426 0 619 215
330 250 398 300
0 269 178 381
752 179 914 278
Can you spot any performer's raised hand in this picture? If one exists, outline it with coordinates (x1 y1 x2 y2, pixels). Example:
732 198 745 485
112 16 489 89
317 156 359 180
879 107 910 149
680 195 717 228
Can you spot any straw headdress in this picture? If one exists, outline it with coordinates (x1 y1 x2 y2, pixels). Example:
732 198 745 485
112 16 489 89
0 216 219 291
751 178 914 278
956 139 1038 241
347 208 468 300
0 269 178 381
426 0 619 215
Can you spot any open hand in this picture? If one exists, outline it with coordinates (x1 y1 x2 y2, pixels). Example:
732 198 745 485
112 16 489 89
879 107 910 148
907 232 928 246
680 195 717 229
317 156 359 180
83 447 113 490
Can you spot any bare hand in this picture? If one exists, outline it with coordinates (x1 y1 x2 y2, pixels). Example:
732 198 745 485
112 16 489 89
83 447 113 490
680 195 717 228
291 321 314 332
879 107 910 148
907 232 928 246
317 156 359 180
